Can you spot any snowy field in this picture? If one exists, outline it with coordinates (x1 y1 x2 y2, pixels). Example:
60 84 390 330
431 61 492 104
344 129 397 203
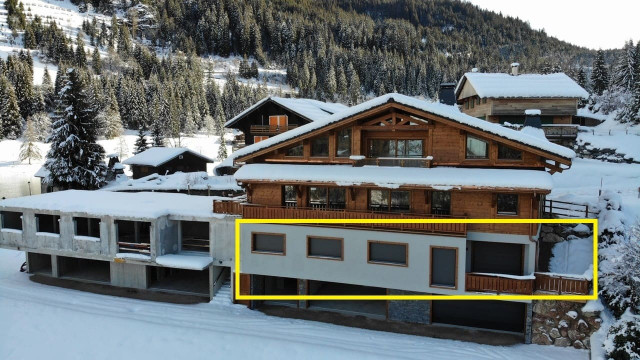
0 249 587 360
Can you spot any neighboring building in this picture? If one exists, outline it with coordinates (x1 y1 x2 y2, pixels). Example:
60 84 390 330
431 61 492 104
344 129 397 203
102 171 243 197
226 93 586 338
455 65 589 144
122 147 214 179
225 96 349 147
0 191 235 300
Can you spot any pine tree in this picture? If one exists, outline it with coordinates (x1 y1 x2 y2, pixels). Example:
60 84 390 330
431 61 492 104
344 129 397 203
11 59 34 120
250 61 259 78
92 47 102 75
592 50 609 96
217 135 228 161
336 65 347 102
577 67 588 91
616 46 640 124
612 40 637 91
30 112 51 141
0 75 23 139
134 125 149 154
75 33 88 68
45 68 107 189
103 87 124 139
19 119 42 164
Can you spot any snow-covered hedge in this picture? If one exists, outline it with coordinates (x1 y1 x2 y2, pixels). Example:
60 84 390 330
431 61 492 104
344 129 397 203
604 310 640 360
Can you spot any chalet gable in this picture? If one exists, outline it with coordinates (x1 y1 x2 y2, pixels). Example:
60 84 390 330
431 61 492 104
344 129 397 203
231 94 575 168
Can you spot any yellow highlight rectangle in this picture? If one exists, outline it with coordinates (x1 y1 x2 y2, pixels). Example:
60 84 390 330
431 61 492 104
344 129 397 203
235 218 598 301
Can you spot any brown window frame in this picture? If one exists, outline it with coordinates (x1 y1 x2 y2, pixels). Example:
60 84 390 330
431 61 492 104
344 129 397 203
429 245 458 290
368 189 411 212
268 115 288 126
465 134 489 160
307 186 346 209
497 143 523 161
251 232 286 256
282 185 297 207
310 135 330 157
285 142 304 157
254 135 269 143
306 236 344 261
367 240 409 267
335 128 352 158
496 193 519 216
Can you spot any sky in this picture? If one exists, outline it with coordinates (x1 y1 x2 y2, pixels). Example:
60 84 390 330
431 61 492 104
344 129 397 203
466 0 639 50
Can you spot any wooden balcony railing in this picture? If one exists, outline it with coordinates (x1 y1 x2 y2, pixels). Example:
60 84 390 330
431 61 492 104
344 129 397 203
534 273 591 295
465 273 534 295
542 124 579 138
241 204 467 236
250 124 298 134
213 200 243 215
357 157 433 168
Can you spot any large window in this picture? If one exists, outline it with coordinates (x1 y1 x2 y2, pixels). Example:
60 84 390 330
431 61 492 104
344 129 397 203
466 135 489 159
269 115 288 126
36 214 60 234
369 139 423 158
307 236 343 260
368 189 410 212
431 191 451 215
368 241 408 266
311 136 329 157
336 128 352 157
283 185 297 207
498 144 522 160
252 233 285 255
1 211 22 230
497 194 519 215
74 217 100 238
308 187 346 209
286 143 303 157
431 247 457 288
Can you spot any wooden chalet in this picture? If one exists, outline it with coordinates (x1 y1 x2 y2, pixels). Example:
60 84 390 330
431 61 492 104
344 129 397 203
123 147 214 179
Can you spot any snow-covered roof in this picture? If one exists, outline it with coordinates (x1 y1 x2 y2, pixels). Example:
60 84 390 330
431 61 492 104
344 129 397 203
122 147 214 167
0 190 227 219
230 93 576 162
576 108 607 121
101 172 242 192
34 166 49 178
225 96 349 127
455 72 589 99
235 164 555 191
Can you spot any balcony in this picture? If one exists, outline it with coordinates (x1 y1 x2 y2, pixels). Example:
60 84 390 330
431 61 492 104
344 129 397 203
464 272 591 295
241 204 467 236
355 156 433 168
250 124 298 135
542 124 579 139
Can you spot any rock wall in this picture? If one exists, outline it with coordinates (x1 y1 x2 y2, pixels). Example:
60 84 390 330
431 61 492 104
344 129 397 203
539 223 592 244
532 300 601 349
574 141 639 164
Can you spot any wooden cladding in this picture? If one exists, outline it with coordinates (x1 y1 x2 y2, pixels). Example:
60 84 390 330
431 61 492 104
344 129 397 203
241 204 467 236
213 200 243 215
465 273 533 295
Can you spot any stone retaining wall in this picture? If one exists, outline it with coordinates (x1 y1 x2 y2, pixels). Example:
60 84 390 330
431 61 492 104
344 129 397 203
532 300 601 349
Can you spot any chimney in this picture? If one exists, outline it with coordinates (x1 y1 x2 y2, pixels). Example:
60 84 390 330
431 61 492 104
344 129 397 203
524 109 542 128
438 82 456 106
510 62 520 76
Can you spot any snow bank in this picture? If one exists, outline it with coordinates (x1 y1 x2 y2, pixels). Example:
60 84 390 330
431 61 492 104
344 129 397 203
235 164 554 191
0 190 227 219
155 253 213 270
230 93 576 162
456 72 589 99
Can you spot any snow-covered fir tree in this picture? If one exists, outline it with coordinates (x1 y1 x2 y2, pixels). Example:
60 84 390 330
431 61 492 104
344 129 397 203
133 125 149 154
0 75 23 139
19 118 41 164
591 50 609 96
612 40 637 91
217 136 228 161
75 32 88 68
616 45 640 124
103 86 124 139
30 112 51 141
44 68 107 190
92 47 102 75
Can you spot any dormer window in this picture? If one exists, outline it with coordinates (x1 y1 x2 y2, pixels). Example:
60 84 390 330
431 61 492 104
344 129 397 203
465 135 488 159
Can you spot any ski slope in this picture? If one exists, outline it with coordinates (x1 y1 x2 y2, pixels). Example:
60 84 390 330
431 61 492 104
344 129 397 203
0 249 587 360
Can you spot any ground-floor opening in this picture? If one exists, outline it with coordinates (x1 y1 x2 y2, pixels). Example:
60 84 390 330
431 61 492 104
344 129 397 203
27 252 52 276
251 275 298 307
431 300 526 333
307 281 387 319
148 267 209 296
58 256 111 283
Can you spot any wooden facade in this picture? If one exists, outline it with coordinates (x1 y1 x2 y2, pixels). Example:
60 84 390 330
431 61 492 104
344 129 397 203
129 151 211 179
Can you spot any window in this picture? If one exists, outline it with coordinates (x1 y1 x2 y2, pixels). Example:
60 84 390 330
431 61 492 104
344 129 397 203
430 247 457 288
283 185 297 207
181 221 210 252
497 144 522 160
465 100 469 109
470 98 475 108
252 233 285 255
308 187 345 209
311 136 329 157
286 143 303 157
1 211 22 230
254 136 269 143
35 214 60 234
336 128 352 157
369 139 423 158
431 191 451 215
116 220 151 254
368 241 408 266
307 236 343 260
466 135 489 159
74 217 100 238
497 194 519 215
268 115 288 126
368 189 410 212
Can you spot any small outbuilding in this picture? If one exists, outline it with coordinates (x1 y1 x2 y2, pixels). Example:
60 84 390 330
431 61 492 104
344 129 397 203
123 147 214 179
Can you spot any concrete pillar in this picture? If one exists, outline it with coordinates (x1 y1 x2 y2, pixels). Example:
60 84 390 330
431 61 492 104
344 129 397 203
525 302 533 344
110 262 148 289
51 255 59 277
298 279 307 309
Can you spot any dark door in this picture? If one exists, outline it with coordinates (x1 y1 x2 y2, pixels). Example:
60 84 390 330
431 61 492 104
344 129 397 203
431 300 525 332
471 241 523 275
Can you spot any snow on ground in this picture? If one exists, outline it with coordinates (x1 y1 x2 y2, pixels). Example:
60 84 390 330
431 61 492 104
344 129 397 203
549 237 593 276
203 55 292 94
0 131 234 199
576 131 640 162
0 248 587 360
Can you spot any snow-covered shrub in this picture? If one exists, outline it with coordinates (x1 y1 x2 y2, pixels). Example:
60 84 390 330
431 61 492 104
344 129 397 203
604 311 640 360
598 191 626 246
600 230 640 317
